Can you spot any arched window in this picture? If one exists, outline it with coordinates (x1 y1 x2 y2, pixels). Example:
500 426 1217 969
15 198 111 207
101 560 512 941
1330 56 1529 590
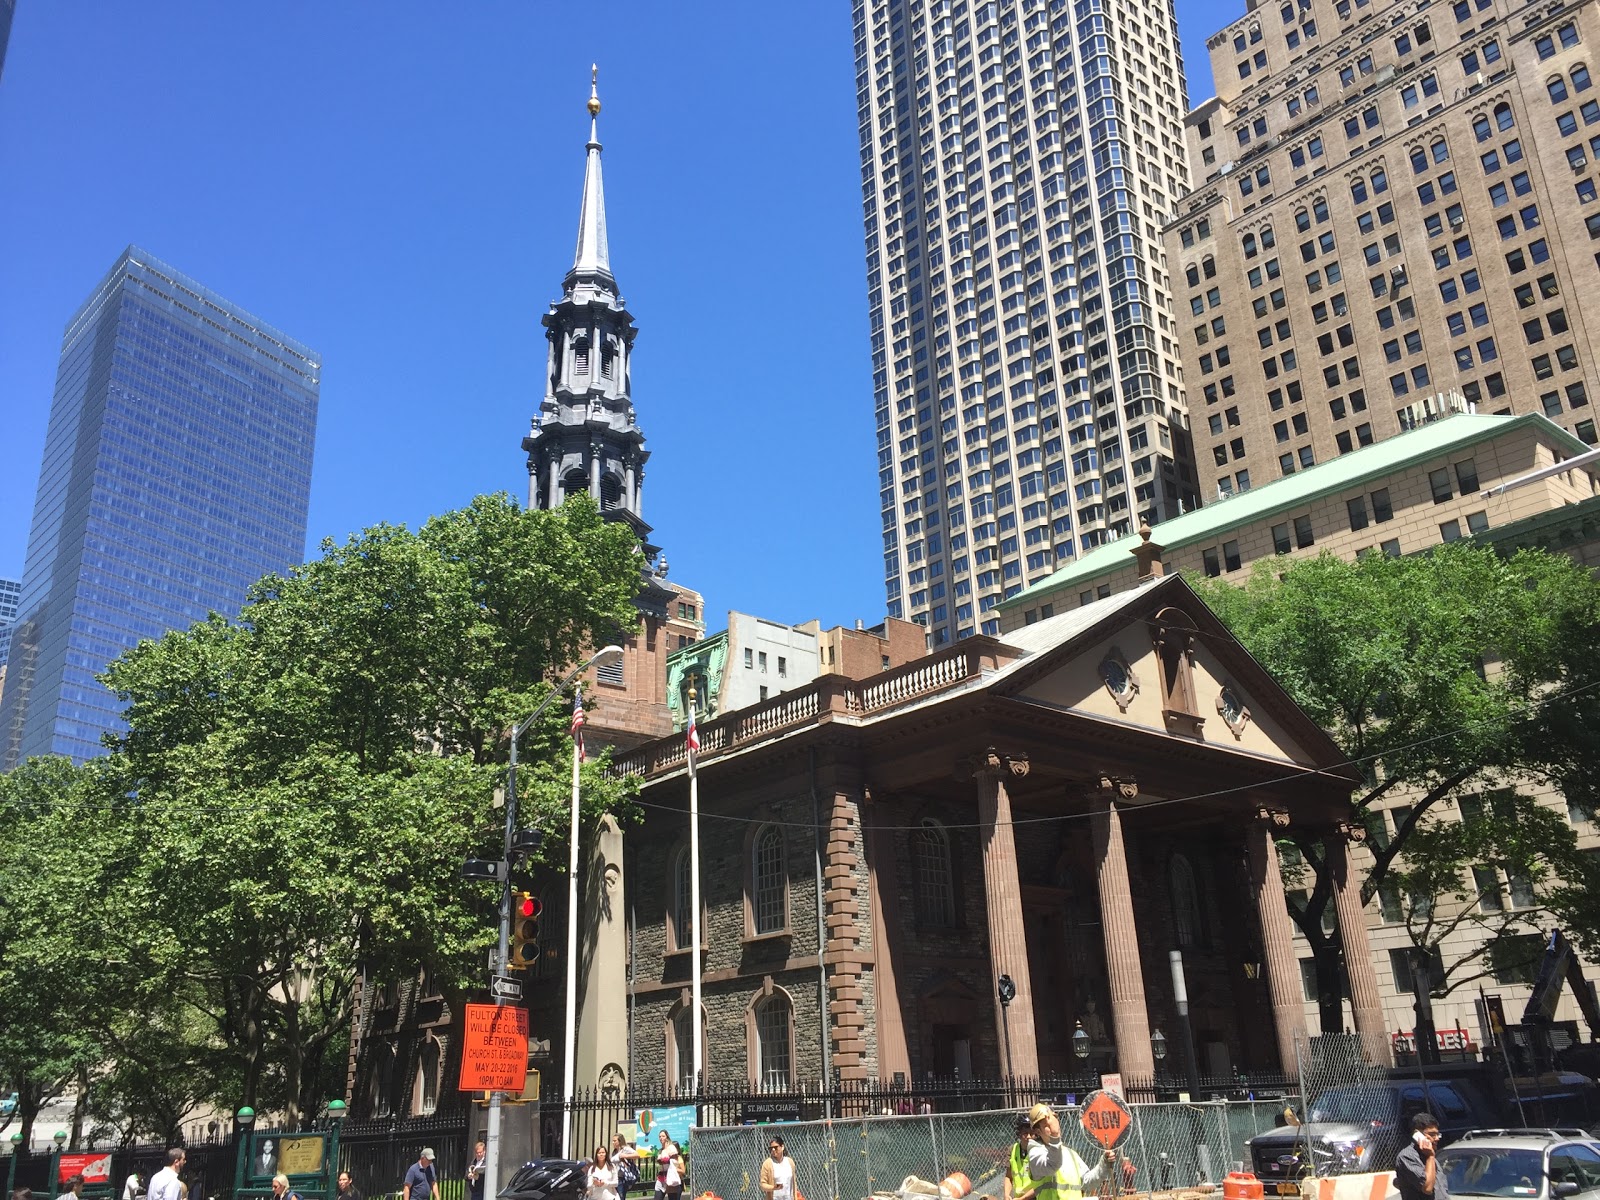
1170 854 1203 948
1431 138 1450 164
1350 177 1368 204
913 819 956 926
562 469 588 500
751 825 787 935
1495 102 1515 131
1409 146 1428 173
1294 207 1311 232
753 993 793 1090
1202 255 1216 279
1242 233 1258 257
601 342 615 379
415 1035 440 1115
666 1004 704 1092
367 1042 397 1118
670 848 693 952
1185 263 1200 286
1574 64 1592 91
1550 75 1570 102
1473 113 1492 142
1261 226 1276 248
1152 606 1203 736
1371 167 1388 193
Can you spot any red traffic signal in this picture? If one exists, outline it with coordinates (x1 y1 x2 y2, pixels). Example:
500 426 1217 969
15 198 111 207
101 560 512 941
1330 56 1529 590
512 891 542 968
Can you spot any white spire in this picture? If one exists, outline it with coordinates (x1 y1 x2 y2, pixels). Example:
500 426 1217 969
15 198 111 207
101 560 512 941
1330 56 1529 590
571 64 611 282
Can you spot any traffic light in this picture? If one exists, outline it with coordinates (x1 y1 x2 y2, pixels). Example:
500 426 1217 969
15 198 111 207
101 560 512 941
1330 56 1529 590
511 892 542 968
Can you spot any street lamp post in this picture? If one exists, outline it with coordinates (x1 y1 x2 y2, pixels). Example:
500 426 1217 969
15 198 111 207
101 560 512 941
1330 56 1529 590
6 1131 23 1199
483 645 623 1200
233 1106 256 1198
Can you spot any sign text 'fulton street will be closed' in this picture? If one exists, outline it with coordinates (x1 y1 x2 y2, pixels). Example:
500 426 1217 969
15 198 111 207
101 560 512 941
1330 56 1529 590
458 1003 529 1093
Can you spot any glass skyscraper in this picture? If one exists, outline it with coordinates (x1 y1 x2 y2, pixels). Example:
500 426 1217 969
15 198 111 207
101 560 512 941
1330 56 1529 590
0 577 20 667
854 0 1202 644
0 247 319 767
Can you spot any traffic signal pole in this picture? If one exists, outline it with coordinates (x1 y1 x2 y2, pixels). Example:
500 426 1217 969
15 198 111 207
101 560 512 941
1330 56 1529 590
482 647 620 1200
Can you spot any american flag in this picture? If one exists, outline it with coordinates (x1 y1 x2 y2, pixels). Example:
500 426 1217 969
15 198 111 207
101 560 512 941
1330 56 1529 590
571 690 586 763
686 701 699 757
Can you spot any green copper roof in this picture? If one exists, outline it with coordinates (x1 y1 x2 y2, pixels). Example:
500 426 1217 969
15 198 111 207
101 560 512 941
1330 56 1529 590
666 630 728 726
1002 413 1591 611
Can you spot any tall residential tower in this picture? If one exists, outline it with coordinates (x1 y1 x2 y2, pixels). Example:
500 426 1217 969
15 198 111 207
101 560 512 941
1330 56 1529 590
0 248 319 767
854 0 1202 644
1170 0 1600 495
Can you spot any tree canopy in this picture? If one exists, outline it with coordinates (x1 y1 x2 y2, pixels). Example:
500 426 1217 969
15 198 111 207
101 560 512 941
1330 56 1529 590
1196 542 1600 1032
0 493 644 1139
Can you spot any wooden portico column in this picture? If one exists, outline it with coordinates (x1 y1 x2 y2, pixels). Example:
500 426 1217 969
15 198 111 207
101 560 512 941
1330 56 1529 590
972 748 1041 1077
1327 825 1393 1065
1246 807 1308 1074
1089 777 1155 1081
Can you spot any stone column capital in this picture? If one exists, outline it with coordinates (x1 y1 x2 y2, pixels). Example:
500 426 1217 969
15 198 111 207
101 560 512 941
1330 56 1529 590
1334 819 1368 843
964 747 1030 781
1085 774 1139 804
1253 806 1291 828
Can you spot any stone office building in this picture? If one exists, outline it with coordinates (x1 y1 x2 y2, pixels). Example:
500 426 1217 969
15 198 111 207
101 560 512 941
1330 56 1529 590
614 572 1386 1090
1170 0 1600 499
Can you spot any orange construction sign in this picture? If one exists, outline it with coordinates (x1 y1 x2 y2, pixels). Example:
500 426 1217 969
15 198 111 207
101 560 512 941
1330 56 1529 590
457 1003 530 1093
1080 1089 1134 1150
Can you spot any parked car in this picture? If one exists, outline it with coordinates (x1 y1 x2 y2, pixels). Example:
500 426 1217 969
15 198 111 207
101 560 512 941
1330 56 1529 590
1439 1128 1600 1199
498 1160 589 1200
1246 1077 1500 1187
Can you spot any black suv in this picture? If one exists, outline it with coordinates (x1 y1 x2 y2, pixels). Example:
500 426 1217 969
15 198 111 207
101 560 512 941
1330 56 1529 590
1246 1078 1499 1187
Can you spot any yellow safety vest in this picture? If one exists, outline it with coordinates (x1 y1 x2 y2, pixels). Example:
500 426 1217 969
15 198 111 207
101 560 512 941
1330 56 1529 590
1009 1146 1031 1197
1030 1144 1086 1200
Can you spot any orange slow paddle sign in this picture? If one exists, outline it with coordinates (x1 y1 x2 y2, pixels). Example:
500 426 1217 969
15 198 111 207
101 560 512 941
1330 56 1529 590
1080 1089 1134 1150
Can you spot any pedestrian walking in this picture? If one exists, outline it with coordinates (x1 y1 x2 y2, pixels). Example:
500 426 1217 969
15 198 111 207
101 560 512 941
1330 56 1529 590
122 1171 143 1200
336 1171 362 1200
404 1150 439 1200
55 1175 86 1200
147 1149 185 1200
467 1140 486 1200
1395 1113 1448 1200
1026 1103 1113 1200
758 1136 795 1200
587 1147 618 1200
653 1131 682 1200
611 1134 641 1200
269 1173 301 1200
1004 1115 1037 1200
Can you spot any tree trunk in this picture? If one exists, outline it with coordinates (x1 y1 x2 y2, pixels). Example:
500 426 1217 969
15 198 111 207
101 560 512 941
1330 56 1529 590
1314 940 1345 1034
69 1063 89 1149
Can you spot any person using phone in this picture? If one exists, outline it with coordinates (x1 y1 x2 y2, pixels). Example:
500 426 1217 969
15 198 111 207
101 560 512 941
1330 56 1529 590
1395 1114 1447 1200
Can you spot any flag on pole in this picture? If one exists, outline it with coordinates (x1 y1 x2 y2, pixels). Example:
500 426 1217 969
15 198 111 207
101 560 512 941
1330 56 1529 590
686 698 700 760
571 689 586 763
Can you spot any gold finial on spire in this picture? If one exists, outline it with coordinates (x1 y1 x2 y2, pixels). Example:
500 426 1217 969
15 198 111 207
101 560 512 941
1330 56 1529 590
587 64 601 117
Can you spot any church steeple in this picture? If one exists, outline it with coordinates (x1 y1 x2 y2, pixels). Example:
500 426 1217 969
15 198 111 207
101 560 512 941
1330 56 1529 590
570 66 612 288
523 67 655 560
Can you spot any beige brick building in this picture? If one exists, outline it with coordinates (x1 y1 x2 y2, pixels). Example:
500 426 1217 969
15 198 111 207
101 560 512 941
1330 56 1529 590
1168 0 1600 498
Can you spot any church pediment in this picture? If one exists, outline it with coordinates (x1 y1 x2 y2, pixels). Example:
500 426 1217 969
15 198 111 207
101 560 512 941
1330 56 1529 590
990 575 1343 773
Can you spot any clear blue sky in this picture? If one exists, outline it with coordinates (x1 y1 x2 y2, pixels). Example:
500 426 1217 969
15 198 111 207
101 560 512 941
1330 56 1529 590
0 3 1227 633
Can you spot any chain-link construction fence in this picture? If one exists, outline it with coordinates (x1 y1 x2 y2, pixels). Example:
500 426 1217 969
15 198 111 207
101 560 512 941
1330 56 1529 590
689 1100 1292 1200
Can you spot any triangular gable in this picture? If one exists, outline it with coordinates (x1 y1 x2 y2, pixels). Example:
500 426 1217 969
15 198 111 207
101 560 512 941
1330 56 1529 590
990 575 1350 774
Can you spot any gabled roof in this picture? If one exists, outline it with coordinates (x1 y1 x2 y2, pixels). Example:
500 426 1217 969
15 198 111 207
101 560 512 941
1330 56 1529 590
1003 412 1593 610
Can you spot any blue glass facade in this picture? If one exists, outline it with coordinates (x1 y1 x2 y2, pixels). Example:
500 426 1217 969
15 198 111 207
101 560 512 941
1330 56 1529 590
0 577 19 667
0 247 319 767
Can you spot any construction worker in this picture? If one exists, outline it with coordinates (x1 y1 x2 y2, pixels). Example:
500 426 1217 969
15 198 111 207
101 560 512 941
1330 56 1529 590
1026 1103 1114 1200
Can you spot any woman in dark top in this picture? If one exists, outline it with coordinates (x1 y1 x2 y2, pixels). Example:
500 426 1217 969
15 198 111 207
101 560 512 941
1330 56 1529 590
336 1173 362 1200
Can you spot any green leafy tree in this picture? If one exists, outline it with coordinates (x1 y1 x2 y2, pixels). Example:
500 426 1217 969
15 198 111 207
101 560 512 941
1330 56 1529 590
0 757 113 1147
1196 543 1600 1032
75 492 646 1121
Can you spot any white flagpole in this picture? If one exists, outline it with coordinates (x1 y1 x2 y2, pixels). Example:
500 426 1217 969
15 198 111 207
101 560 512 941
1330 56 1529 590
562 685 583 1158
688 687 704 1101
